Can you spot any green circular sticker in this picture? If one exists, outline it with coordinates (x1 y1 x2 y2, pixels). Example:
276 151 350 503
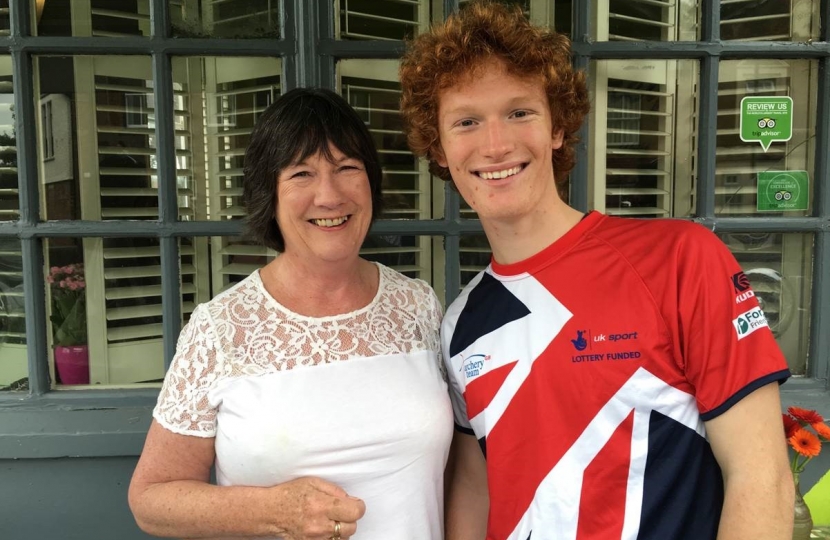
765 173 800 206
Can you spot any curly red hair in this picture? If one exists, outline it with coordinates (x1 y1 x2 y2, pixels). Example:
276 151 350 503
400 1 590 186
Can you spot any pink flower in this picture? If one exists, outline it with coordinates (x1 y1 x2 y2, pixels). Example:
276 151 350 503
50 266 61 275
59 280 66 288
46 275 54 284
68 281 80 291
61 266 73 274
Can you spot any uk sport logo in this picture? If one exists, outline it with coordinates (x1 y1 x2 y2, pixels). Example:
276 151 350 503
571 330 588 351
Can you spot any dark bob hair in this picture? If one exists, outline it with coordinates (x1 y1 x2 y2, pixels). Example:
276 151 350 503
243 87 384 252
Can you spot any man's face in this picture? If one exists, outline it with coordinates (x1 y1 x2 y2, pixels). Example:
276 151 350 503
435 61 564 224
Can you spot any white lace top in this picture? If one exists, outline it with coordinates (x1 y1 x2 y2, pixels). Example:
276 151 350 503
154 263 453 540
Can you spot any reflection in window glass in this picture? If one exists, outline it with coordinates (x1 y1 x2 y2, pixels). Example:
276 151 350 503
721 0 818 42
170 0 280 38
338 60 431 220
44 236 203 387
590 60 697 218
0 59 23 391
171 57 281 294
0 0 9 36
459 0 570 35
336 0 429 40
720 233 813 375
45 239 88 386
362 234 433 282
716 60 815 217
36 56 163 221
36 0 151 37
460 235 491 290
0 56 16 223
595 0 698 42
0 238 26 392
208 236 271 298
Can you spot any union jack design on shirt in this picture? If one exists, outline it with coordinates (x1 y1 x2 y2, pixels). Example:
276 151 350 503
442 212 790 540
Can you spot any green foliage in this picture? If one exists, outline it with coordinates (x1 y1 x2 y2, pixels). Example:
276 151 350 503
48 264 87 346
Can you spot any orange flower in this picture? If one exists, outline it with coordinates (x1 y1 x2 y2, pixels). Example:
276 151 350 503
788 406 824 425
783 414 801 438
812 422 830 441
789 428 821 458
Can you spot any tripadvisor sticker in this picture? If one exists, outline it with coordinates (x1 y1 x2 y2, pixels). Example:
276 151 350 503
740 96 793 152
757 171 809 211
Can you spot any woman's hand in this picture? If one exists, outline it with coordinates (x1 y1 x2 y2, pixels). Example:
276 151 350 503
270 477 366 540
130 422 366 539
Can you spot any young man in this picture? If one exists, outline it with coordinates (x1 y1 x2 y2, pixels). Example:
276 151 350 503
400 2 794 539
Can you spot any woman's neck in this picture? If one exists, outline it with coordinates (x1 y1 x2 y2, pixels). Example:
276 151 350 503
261 256 379 317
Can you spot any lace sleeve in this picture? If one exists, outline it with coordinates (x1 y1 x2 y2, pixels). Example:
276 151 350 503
422 283 447 381
153 304 224 437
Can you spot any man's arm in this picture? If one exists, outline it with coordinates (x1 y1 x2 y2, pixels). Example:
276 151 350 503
445 430 489 540
705 382 794 540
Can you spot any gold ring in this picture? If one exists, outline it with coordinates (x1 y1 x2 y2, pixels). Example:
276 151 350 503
332 520 341 540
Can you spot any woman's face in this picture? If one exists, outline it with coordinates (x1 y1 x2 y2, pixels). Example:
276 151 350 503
275 145 373 266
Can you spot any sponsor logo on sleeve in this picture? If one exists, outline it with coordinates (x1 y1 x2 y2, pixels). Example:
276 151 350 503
732 271 756 304
733 306 768 340
732 271 751 292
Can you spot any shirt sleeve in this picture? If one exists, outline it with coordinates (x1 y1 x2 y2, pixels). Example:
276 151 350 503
426 286 448 382
153 304 224 437
673 225 790 421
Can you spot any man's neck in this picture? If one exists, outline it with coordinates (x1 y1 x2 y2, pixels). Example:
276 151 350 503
483 198 585 266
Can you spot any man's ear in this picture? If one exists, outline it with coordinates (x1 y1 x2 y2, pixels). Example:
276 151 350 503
551 129 565 150
433 146 448 168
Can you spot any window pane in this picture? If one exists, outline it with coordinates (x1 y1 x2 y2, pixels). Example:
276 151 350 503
364 234 446 304
337 0 429 40
720 233 813 375
44 236 203 387
335 0 570 41
460 234 491 290
458 0 570 35
716 60 816 217
589 60 697 218
362 234 435 282
594 0 699 41
1 0 9 36
170 57 281 224
0 238 26 392
204 236 272 298
170 0 280 38
46 238 89 386
35 56 165 221
0 56 17 223
338 60 434 220
721 0 819 42
36 0 152 37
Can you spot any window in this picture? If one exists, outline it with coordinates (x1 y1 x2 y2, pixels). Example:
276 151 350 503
0 0 827 456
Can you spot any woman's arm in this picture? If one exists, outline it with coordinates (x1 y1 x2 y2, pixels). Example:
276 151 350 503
128 421 365 540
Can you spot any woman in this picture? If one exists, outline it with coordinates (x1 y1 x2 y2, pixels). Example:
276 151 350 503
128 88 453 540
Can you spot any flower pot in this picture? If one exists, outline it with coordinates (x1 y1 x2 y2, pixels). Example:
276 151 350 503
54 345 89 385
793 473 813 540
